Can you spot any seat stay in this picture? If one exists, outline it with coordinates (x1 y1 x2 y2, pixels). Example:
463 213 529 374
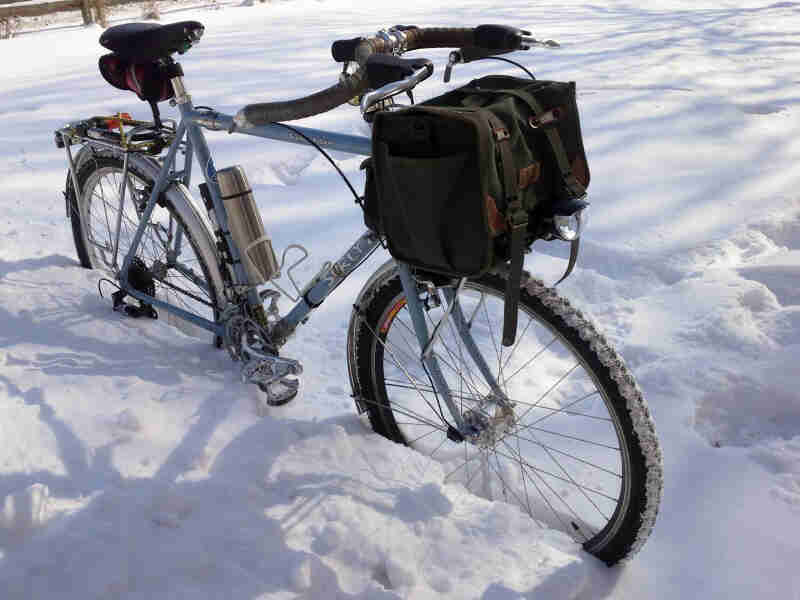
110 121 222 335
119 120 186 287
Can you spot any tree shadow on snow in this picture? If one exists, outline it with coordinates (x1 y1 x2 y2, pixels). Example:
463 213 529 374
0 413 436 599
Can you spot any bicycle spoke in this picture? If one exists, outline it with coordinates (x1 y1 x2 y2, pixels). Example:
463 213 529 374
462 450 486 491
513 424 620 451
428 307 489 402
406 426 445 446
356 391 446 432
480 295 505 389
502 335 559 387
496 363 581 451
510 431 621 479
515 428 535 519
500 313 536 376
486 446 530 511
516 427 612 521
500 439 596 541
510 390 606 421
365 317 452 427
384 380 486 406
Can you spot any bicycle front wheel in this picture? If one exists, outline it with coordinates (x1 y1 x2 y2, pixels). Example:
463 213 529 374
67 155 223 337
349 270 662 565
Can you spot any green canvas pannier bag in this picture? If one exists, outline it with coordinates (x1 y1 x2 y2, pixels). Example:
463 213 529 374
365 75 590 345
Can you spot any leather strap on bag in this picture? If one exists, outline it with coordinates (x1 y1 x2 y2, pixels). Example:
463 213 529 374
492 87 587 198
486 112 527 347
472 85 585 290
500 87 585 289
460 85 587 199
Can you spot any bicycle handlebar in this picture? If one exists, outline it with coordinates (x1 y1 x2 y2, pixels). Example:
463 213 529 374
233 25 530 128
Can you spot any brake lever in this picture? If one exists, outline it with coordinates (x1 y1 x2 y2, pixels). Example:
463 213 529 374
443 37 560 83
521 36 561 48
444 51 461 83
445 48 514 82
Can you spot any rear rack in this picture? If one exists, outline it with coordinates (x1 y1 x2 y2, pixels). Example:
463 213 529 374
55 113 177 155
55 113 180 221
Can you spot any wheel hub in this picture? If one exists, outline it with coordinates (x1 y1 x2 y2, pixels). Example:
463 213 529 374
463 403 516 449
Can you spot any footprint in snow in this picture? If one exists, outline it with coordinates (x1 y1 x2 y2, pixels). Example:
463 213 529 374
270 150 318 185
750 438 800 513
737 103 786 115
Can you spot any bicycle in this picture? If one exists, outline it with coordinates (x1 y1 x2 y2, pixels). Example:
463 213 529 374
56 20 662 566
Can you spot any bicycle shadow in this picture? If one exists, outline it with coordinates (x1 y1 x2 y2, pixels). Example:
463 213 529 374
0 254 236 502
0 254 226 386
0 402 608 598
479 559 621 600
0 414 445 599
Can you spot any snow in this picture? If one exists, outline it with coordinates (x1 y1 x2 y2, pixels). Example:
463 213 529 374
2 0 800 598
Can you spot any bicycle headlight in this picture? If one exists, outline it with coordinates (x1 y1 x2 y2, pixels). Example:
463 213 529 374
549 196 589 241
552 209 586 241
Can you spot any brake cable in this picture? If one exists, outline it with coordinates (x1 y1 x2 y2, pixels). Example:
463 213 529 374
268 121 361 203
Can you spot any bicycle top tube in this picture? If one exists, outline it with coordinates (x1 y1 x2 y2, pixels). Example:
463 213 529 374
183 108 373 157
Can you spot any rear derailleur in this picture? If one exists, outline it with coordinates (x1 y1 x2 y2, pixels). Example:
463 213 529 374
110 257 159 319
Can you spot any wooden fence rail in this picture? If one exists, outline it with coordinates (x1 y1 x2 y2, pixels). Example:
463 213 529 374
1 0 145 28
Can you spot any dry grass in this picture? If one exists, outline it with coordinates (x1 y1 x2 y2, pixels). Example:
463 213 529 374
0 16 21 39
140 0 160 20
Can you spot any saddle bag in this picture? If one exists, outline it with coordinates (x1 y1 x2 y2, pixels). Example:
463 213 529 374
365 75 590 345
99 53 175 103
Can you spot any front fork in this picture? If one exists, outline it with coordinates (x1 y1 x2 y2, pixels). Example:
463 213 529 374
395 263 512 440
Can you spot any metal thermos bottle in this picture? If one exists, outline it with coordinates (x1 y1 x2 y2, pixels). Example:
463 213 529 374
216 166 278 285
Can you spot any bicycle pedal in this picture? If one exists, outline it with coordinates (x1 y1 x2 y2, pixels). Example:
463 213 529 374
242 354 302 407
259 376 300 406
241 354 302 386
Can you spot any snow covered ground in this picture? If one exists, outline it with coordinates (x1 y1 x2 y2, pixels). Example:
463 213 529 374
1 0 799 597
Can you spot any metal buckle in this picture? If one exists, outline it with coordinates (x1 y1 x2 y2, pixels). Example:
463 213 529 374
387 27 408 54
492 126 510 141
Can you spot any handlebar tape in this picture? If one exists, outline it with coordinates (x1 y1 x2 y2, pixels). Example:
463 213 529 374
473 24 529 50
235 27 505 127
236 67 370 126
405 27 474 50
331 36 364 62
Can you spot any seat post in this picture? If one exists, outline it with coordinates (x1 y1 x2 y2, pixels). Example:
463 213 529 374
161 56 190 105
170 74 191 105
148 100 163 129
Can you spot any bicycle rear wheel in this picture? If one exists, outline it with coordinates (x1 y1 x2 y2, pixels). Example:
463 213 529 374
348 270 662 565
67 155 222 337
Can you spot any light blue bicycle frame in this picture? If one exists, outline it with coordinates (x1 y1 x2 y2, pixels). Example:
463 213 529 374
113 88 507 433
117 100 375 337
